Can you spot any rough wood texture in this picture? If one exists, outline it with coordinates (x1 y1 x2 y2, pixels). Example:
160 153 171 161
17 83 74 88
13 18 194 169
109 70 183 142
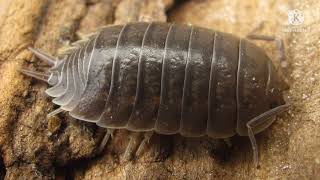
0 0 318 179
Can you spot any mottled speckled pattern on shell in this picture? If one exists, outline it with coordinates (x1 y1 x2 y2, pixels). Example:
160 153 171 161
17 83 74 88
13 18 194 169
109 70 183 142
46 22 286 138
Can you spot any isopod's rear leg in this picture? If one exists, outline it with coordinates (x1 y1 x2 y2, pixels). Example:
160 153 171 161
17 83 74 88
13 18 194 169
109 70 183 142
28 47 56 66
122 131 153 161
135 131 153 156
20 68 50 82
122 132 142 161
20 47 55 82
22 47 63 115
21 47 56 83
223 138 232 148
47 108 64 118
246 103 290 168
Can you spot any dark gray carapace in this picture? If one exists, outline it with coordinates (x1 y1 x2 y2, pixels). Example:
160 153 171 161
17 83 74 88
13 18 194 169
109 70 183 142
22 22 290 167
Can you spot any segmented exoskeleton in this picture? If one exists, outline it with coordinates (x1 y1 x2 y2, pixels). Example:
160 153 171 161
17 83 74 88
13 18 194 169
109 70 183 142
21 22 290 167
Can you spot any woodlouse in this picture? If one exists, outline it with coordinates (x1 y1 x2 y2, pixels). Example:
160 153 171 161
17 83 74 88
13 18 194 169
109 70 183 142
21 22 290 167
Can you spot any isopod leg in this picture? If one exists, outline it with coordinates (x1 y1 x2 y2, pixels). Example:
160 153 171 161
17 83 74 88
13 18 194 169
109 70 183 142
122 132 142 162
135 131 153 157
246 103 290 168
97 129 114 154
47 108 64 118
122 131 153 161
223 138 232 148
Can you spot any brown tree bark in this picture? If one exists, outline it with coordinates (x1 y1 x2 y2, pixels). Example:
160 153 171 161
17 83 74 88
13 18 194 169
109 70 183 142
0 0 318 179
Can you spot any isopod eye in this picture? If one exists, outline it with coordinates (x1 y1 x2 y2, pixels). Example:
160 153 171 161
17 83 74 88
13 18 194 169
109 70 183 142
269 102 279 109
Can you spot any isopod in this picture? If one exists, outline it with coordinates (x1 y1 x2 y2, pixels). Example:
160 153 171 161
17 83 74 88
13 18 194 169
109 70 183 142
21 22 290 167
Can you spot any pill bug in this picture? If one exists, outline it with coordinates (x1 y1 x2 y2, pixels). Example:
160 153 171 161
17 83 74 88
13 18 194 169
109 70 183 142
21 22 290 167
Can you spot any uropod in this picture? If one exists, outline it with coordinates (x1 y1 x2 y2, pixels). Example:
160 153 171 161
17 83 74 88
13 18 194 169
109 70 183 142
21 22 290 167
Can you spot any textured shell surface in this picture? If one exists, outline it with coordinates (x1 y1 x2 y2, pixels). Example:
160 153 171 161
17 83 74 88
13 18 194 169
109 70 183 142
46 22 286 138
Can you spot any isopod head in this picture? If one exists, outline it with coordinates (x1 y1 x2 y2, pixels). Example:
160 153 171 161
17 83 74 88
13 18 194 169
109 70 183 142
236 39 288 136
